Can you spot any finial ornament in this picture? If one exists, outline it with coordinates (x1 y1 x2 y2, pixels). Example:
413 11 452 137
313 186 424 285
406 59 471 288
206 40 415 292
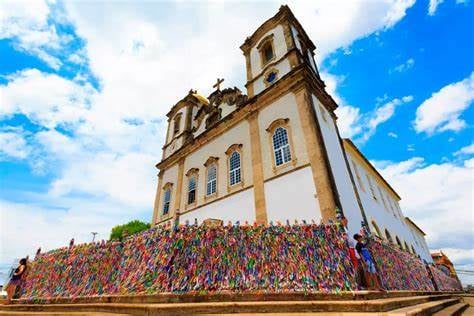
213 78 224 91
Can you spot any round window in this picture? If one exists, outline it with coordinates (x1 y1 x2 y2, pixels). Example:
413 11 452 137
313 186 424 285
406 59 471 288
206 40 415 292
266 71 277 83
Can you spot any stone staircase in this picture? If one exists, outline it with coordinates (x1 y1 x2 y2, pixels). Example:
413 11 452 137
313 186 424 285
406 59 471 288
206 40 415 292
0 291 470 315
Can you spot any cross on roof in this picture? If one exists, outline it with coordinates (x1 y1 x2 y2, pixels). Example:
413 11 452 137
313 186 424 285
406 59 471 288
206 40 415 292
213 78 224 91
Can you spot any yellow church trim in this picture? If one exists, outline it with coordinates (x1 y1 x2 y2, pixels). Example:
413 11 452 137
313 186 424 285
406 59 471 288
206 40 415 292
173 159 185 219
151 171 164 225
248 111 268 224
294 86 337 222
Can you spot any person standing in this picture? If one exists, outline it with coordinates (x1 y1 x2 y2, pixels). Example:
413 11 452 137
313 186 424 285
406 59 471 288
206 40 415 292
5 258 27 303
353 234 383 290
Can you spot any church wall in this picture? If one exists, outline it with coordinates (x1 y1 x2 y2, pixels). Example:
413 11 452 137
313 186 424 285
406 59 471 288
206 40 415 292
345 150 432 262
311 94 364 237
253 59 291 96
290 25 302 52
179 187 255 224
264 166 322 223
180 120 253 212
258 92 310 181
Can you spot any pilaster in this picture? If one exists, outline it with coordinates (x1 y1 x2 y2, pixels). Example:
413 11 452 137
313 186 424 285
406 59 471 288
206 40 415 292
151 170 164 225
173 159 185 219
294 86 337 222
248 112 268 224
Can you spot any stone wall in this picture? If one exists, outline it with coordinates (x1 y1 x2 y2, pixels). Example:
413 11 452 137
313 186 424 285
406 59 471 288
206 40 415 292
20 224 356 299
368 237 435 291
428 265 462 291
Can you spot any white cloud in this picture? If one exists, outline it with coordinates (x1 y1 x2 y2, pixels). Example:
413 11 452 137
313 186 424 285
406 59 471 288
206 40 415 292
390 57 415 73
427 0 467 15
0 69 94 129
379 157 473 250
428 0 445 15
0 197 151 264
388 132 398 138
334 91 413 142
364 96 413 140
414 72 474 135
0 127 30 160
289 0 415 60
0 0 67 69
378 157 474 284
454 143 474 156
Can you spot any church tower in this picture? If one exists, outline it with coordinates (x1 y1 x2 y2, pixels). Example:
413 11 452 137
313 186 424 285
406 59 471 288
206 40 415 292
240 5 321 98
162 90 210 160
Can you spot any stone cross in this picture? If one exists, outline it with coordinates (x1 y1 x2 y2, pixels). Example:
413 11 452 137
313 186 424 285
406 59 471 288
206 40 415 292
213 78 224 90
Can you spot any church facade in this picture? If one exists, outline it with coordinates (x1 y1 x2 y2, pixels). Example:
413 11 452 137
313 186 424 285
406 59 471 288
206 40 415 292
151 5 432 262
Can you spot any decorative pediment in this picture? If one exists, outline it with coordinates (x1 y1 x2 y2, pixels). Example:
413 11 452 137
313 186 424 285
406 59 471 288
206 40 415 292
208 87 248 108
185 168 199 177
163 182 174 190
203 156 219 167
192 87 248 133
205 106 222 129
225 143 243 155
266 118 290 133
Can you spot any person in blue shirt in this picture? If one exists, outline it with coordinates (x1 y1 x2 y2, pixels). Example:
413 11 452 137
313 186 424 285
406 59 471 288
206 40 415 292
354 234 383 290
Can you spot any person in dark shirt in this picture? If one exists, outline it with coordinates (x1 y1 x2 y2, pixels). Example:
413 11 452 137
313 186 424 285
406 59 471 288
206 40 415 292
6 258 27 303
354 234 382 290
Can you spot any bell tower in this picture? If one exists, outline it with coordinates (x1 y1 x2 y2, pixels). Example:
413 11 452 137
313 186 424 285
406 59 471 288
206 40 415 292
162 90 209 160
240 5 320 98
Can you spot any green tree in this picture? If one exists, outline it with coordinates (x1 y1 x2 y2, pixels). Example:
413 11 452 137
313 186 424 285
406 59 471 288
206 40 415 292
109 220 150 240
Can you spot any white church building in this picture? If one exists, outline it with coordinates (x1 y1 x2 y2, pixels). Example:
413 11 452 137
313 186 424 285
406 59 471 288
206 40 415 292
151 5 432 262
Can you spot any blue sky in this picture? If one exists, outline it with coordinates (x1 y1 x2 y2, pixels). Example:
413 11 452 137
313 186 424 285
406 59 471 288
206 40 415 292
0 0 473 285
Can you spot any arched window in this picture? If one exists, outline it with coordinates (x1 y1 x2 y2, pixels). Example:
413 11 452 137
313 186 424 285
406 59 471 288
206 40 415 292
266 118 295 171
404 241 409 252
207 164 217 196
273 127 292 166
229 151 241 186
257 34 275 67
162 186 172 215
352 160 366 192
173 113 182 136
188 175 197 205
395 236 403 249
186 168 199 206
371 220 382 238
262 42 274 64
385 229 393 244
204 157 219 198
367 175 377 200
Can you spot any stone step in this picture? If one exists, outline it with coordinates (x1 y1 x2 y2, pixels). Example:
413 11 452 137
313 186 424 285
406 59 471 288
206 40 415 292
0 312 129 316
432 302 469 316
389 298 460 316
10 291 459 305
0 295 455 315
462 306 474 316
